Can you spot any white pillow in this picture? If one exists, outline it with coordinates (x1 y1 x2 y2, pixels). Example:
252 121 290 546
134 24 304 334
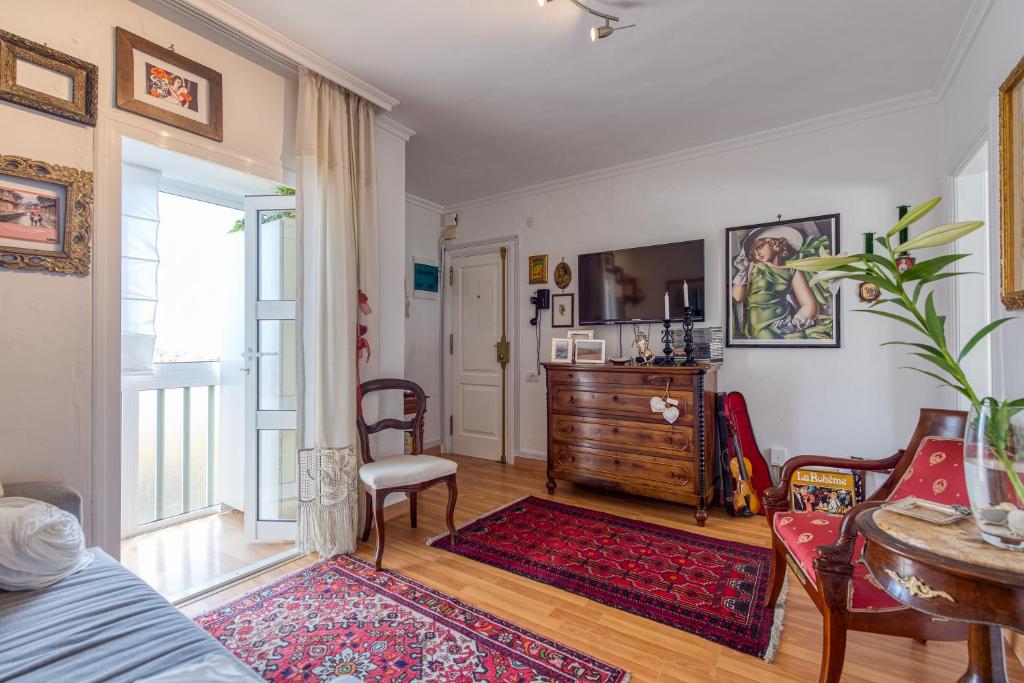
0 497 93 591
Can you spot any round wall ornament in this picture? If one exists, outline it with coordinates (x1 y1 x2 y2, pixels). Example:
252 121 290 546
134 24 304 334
554 259 572 290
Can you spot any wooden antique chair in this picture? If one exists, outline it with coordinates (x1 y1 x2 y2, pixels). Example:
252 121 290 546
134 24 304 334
764 408 969 682
357 378 458 570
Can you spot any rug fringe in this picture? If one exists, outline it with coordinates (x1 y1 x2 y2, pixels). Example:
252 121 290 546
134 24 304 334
761 577 789 663
425 495 532 546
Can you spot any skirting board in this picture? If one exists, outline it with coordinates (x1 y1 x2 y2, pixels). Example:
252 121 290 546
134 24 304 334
516 450 546 461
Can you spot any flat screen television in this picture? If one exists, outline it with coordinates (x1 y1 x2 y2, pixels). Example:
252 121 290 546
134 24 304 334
577 239 705 325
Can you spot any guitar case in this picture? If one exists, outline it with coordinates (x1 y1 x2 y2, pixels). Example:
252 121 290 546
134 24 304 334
719 391 775 515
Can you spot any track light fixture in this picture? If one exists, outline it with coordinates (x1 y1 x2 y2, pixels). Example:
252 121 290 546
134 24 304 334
538 0 636 42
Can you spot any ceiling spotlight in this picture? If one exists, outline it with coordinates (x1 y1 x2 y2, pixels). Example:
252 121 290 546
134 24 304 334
538 0 636 42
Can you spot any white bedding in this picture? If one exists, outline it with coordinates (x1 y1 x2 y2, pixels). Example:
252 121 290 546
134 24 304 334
0 496 93 591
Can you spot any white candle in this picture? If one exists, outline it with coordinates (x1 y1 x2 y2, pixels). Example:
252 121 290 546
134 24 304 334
664 291 670 319
683 281 689 309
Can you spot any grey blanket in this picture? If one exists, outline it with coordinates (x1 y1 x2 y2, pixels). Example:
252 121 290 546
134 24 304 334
0 549 260 682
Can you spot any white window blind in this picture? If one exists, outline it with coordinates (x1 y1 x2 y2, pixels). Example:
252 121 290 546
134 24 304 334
121 164 161 375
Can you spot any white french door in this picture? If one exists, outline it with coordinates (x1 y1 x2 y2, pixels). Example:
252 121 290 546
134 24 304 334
243 194 298 541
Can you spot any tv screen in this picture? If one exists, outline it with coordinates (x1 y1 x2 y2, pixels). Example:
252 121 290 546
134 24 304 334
578 239 705 325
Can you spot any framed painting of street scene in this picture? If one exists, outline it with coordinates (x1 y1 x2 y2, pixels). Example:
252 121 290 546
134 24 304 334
0 155 93 274
725 214 840 348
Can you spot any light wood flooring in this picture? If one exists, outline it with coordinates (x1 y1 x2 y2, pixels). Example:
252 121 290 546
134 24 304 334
122 509 293 599
180 455 1023 682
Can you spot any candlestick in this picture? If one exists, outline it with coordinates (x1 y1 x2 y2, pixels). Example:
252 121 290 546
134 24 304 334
664 291 670 320
681 306 697 366
683 280 689 308
654 318 675 366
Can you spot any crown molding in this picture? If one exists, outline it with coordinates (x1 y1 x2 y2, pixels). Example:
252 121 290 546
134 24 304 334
376 115 416 142
158 0 399 111
933 0 995 100
447 89 939 212
406 193 444 213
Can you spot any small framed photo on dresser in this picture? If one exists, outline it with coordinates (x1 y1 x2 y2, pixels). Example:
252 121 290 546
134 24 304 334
550 338 572 364
551 292 574 328
573 338 606 364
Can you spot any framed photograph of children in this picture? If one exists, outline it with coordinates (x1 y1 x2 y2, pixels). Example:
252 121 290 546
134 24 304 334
0 154 92 274
550 338 572 364
551 292 574 328
573 338 606 364
115 27 223 142
725 214 841 348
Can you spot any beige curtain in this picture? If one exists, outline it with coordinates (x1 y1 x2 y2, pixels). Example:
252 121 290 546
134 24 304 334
295 69 380 557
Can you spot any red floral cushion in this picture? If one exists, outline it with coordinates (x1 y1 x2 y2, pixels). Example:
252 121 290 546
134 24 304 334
772 512 903 611
773 436 968 612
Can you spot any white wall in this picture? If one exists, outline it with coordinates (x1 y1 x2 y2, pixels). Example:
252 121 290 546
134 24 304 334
940 0 1024 403
405 199 443 445
450 105 952 463
0 0 406 552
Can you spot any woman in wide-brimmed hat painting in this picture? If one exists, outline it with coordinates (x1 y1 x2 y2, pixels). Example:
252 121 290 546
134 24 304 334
730 225 834 340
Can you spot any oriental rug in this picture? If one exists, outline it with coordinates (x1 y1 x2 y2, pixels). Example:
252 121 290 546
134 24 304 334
429 496 785 661
196 554 628 682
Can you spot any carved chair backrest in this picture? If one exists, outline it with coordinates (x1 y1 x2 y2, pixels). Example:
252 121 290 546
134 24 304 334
356 378 427 464
869 408 967 502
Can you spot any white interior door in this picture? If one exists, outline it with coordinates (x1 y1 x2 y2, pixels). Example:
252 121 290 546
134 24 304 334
243 194 298 541
450 251 504 460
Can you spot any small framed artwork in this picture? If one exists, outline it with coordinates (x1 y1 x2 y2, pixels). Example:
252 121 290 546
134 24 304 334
550 337 572 364
573 338 606 364
566 328 593 343
0 29 98 126
725 214 841 348
411 256 439 300
551 292 574 328
1000 53 1024 310
528 254 548 284
115 27 223 142
0 154 93 274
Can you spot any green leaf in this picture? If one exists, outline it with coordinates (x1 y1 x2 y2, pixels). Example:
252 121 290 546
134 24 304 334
909 351 960 378
786 255 862 272
900 221 984 251
880 340 944 356
885 197 942 238
871 296 915 313
901 367 973 401
858 253 898 274
846 273 901 295
923 292 945 340
900 254 969 282
858 308 927 336
912 272 974 304
958 318 1015 361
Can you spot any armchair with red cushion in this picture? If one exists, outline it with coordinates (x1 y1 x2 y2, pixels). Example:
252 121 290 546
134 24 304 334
763 408 970 683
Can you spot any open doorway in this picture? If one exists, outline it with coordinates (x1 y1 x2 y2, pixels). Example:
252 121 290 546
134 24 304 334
118 138 298 601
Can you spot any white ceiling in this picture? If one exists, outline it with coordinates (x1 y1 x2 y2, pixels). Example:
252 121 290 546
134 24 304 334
222 0 974 207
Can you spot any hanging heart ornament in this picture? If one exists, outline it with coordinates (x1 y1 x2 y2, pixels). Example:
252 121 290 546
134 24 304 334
662 405 680 424
650 396 666 413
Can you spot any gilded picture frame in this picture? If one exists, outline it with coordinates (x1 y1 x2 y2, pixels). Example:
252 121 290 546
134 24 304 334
999 54 1024 310
528 254 548 284
115 27 224 142
0 29 98 126
0 154 93 275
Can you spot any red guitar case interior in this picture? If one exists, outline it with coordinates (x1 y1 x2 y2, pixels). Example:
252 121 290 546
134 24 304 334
721 391 774 512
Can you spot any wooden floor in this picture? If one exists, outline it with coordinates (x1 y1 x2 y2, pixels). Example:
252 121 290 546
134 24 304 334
181 455 1024 682
122 509 293 599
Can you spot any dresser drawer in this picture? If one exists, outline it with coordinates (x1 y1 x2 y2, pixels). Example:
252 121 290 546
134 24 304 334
552 386 695 423
547 367 695 390
551 414 695 456
551 442 694 491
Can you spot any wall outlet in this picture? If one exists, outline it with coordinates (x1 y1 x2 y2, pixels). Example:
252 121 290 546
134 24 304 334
526 372 539 383
767 447 788 467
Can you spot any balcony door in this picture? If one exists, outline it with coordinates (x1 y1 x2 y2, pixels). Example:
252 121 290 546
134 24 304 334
243 194 299 542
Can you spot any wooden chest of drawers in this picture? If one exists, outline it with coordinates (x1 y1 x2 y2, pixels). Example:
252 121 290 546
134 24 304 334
543 363 718 525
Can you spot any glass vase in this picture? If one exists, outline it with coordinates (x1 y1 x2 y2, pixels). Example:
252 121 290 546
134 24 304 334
964 398 1024 551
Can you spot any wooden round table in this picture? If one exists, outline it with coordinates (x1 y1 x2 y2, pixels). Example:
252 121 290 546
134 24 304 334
859 507 1024 683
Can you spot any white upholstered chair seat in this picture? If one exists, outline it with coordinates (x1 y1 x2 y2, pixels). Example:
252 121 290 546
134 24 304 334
359 455 457 490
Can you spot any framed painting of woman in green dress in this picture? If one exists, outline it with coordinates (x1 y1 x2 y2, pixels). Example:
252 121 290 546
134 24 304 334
726 214 841 348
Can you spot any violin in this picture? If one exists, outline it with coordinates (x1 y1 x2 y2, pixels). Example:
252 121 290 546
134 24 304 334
727 417 761 516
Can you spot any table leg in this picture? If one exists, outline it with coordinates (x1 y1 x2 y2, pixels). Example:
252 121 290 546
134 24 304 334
957 624 1008 683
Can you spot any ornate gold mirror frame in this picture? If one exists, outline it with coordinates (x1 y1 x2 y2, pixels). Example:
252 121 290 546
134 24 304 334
999 54 1024 310
0 155 93 275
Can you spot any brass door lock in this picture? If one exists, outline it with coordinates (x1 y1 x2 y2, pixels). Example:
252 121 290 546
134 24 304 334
496 339 510 366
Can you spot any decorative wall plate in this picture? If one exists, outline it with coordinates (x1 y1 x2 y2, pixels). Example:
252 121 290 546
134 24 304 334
554 259 572 289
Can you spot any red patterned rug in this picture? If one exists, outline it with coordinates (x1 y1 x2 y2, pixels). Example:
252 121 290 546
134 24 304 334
430 496 785 661
196 554 628 682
